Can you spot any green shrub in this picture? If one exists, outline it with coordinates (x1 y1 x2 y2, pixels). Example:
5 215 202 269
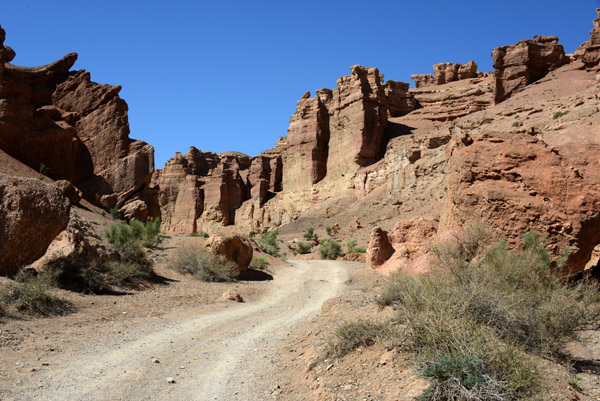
346 240 366 254
249 230 257 239
249 255 269 270
258 230 279 257
325 226 332 236
481 118 493 124
553 110 569 119
297 241 312 254
0 273 72 316
303 227 318 242
187 232 209 238
378 228 600 400
512 121 523 127
169 244 237 282
43 246 154 293
319 239 342 260
109 207 122 220
105 218 162 249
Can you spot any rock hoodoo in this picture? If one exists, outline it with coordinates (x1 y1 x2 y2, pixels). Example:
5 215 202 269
492 36 569 103
574 8 600 70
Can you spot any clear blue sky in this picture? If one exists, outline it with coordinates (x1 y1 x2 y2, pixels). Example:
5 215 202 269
3 1 599 167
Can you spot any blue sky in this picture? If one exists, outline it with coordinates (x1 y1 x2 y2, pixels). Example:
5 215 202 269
3 1 599 167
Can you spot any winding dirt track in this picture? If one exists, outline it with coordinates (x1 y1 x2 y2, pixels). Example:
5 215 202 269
9 260 348 401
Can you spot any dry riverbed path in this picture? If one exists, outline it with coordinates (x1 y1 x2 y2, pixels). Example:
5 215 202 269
1 260 349 401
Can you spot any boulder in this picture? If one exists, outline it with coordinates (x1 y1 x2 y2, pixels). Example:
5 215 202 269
209 233 253 275
0 174 71 275
219 290 244 303
31 213 118 270
492 38 569 103
366 227 395 269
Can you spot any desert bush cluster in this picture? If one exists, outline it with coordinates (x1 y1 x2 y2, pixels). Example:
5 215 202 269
0 219 164 316
168 243 237 282
258 230 280 257
319 239 343 259
0 270 72 316
329 226 600 400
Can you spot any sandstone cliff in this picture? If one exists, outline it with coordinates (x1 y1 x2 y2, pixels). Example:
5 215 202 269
0 25 158 218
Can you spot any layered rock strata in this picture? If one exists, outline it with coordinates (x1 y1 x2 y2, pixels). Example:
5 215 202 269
411 61 478 88
492 37 569 103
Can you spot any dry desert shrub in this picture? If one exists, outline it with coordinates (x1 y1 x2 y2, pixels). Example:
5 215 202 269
169 244 237 282
332 227 600 400
0 271 72 316
249 255 269 270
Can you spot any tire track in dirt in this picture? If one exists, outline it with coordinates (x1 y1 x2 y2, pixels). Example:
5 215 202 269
12 260 348 401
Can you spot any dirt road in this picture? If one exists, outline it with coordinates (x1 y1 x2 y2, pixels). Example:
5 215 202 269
1 260 349 401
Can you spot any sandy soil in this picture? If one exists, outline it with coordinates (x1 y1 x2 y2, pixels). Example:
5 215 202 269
0 260 349 401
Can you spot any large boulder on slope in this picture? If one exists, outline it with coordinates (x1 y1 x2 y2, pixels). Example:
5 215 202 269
0 174 71 275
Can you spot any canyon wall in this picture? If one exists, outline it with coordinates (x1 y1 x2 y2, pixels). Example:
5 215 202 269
0 26 158 218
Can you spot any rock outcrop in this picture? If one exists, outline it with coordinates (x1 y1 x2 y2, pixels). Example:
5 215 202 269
574 9 600 70
31 212 118 270
366 227 395 269
411 61 478 88
0 174 71 275
158 65 415 232
492 37 569 103
0 25 158 218
441 130 600 275
154 147 282 234
408 75 493 122
367 218 439 275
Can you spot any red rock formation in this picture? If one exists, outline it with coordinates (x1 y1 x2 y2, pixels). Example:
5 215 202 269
574 9 600 70
441 130 600 275
408 75 493 122
284 91 330 191
0 25 158 218
366 227 395 269
0 174 71 275
411 61 478 88
383 80 415 117
154 147 283 234
492 37 569 103
367 218 439 276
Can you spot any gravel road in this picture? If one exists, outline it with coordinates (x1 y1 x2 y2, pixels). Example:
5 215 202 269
4 260 348 401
